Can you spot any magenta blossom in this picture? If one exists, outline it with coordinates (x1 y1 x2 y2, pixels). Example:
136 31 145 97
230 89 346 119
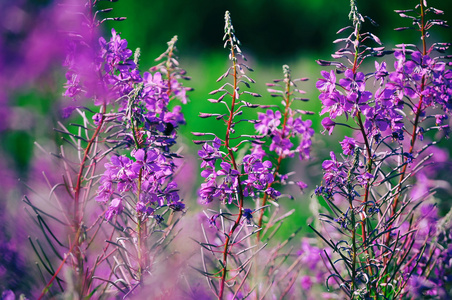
339 136 357 156
321 117 335 135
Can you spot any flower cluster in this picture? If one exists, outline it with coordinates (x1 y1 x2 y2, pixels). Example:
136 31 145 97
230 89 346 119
14 0 452 299
317 150 373 200
90 30 189 222
194 14 315 297
64 29 187 127
259 65 314 163
317 69 372 120
96 148 183 221
255 108 314 160
197 137 277 204
317 66 402 141
319 48 452 141
249 65 314 201
97 28 142 107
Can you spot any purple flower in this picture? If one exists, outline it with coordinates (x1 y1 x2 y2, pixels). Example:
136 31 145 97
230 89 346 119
161 181 180 203
201 167 216 179
208 213 220 228
101 28 133 73
92 113 103 125
199 179 219 204
296 181 308 191
322 151 338 170
250 144 266 159
356 172 374 186
61 106 77 119
319 90 345 118
374 61 388 83
300 276 313 290
339 69 366 92
339 136 356 156
2 291 15 300
169 200 185 211
217 162 240 187
106 155 137 181
269 133 293 157
243 154 274 190
297 138 313 161
298 238 322 270
105 198 124 221
142 71 169 113
99 155 137 194
132 148 160 173
136 201 155 215
316 70 337 93
292 117 314 160
321 117 335 135
164 105 186 127
170 78 189 104
255 109 281 135
321 151 349 187
95 181 114 203
198 137 222 168
265 187 281 199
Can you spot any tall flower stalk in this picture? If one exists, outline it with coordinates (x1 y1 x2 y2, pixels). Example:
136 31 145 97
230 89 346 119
25 1 119 298
195 12 314 299
314 0 452 298
92 34 189 296
27 0 189 298
256 65 314 241
194 11 266 299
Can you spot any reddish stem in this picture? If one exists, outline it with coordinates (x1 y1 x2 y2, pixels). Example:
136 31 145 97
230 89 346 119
70 106 105 297
384 0 427 247
37 229 81 300
218 35 244 300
